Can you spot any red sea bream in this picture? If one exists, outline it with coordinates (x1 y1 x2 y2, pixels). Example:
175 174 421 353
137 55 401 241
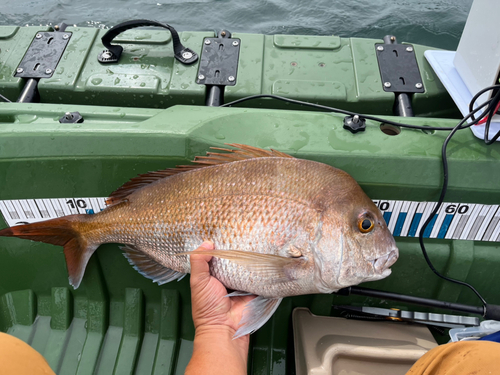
0 144 398 337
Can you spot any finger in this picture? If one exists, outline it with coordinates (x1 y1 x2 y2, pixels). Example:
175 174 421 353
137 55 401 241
190 241 214 286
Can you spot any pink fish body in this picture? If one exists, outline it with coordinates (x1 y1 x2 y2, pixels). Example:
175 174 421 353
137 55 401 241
0 144 398 337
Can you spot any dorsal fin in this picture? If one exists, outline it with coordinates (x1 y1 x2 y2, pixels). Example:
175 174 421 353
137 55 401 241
105 144 294 206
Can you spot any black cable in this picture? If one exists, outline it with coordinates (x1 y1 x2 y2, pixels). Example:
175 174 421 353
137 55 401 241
344 286 484 315
417 85 500 314
339 311 387 321
468 84 499 121
221 94 478 131
0 93 11 102
484 88 500 145
223 88 500 314
468 84 500 144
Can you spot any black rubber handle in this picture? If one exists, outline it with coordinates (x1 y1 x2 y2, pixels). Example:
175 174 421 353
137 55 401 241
339 286 485 316
98 19 198 64
484 304 500 320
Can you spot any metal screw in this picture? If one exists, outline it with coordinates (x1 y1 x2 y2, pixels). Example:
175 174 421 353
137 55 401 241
406 46 414 52
63 34 69 40
198 74 205 80
45 68 52 74
377 45 384 51
54 25 59 31
182 51 193 59
204 39 211 45
415 83 423 89
65 112 73 120
384 82 392 88
353 115 359 124
390 36 396 42
102 51 112 59
232 40 239 46
16 67 23 73
228 76 235 82
36 33 42 39
220 31 226 37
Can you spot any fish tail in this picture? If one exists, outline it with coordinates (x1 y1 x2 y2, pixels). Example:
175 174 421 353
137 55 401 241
0 215 99 289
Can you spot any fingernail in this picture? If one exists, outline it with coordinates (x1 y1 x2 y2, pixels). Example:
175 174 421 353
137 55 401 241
200 241 214 249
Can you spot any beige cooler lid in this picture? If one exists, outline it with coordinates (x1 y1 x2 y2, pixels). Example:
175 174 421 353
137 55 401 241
293 307 438 375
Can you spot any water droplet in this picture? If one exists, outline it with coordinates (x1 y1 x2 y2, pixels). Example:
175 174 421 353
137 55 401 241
15 114 37 123
215 133 225 140
91 78 102 85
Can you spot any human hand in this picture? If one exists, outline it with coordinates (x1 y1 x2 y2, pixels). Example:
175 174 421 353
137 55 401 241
186 241 256 375
190 241 256 335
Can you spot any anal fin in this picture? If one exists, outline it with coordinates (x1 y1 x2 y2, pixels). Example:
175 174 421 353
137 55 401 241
225 291 254 298
121 245 185 285
234 296 283 339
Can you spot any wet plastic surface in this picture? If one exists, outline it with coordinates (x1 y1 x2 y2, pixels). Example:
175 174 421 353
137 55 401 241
0 24 498 375
293 308 437 375
0 26 458 117
0 103 499 374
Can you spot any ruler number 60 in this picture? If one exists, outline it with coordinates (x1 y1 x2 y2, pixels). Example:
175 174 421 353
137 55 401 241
445 204 469 214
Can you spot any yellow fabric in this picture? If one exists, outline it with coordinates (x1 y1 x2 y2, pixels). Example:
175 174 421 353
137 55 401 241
407 340 500 375
0 332 55 375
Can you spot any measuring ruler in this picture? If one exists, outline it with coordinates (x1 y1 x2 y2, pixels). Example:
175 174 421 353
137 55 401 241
0 197 107 227
1 197 499 242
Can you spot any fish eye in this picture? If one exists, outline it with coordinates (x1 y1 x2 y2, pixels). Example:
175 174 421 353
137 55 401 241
358 218 374 233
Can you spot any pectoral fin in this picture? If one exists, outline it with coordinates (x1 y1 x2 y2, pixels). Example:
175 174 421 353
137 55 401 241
234 296 283 339
180 249 308 283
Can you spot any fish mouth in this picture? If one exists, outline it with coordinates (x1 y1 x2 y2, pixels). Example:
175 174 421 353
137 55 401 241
371 249 398 274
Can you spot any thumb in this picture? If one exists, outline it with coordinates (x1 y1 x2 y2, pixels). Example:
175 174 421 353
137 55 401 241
190 241 214 286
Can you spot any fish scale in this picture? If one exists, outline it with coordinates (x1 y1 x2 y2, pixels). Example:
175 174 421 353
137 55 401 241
105 192 320 297
0 144 398 337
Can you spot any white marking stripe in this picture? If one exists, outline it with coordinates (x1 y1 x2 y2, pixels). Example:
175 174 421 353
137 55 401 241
445 204 465 240
1 198 500 243
461 204 482 240
430 203 447 238
11 201 27 221
401 201 419 237
468 205 491 241
416 202 436 236
485 208 500 241
477 206 499 241
490 216 500 242
4 201 19 220
388 200 403 233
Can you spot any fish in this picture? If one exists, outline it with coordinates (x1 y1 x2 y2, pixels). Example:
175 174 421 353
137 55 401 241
0 144 398 337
